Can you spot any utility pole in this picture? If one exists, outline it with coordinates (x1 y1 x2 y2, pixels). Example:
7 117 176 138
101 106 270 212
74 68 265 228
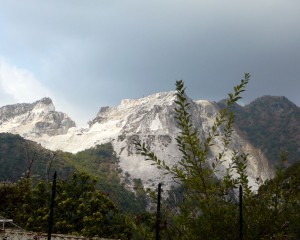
156 183 162 240
48 171 57 240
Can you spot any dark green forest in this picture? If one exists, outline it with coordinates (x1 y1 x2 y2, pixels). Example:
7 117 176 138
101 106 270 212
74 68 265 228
0 133 147 213
218 95 300 166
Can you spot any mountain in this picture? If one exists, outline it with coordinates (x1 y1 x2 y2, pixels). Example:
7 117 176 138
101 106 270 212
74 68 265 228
0 97 75 137
220 96 300 166
0 93 274 190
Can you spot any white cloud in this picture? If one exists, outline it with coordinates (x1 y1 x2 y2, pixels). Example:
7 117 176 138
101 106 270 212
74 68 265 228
0 58 51 104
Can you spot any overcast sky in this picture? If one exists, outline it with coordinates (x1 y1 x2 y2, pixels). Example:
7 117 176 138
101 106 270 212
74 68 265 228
0 0 299 127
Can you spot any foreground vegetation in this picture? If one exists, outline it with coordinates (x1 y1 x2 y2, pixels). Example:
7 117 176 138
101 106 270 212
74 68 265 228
0 139 152 239
135 75 300 239
0 172 130 238
1 74 300 239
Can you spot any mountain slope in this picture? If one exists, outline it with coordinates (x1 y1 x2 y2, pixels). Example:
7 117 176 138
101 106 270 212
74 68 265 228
0 133 74 181
222 96 300 166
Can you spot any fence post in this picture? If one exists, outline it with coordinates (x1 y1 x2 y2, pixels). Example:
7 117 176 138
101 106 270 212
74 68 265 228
156 183 162 240
48 171 57 240
239 185 243 240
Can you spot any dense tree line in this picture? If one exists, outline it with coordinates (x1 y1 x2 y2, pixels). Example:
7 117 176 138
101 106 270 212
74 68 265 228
0 172 128 238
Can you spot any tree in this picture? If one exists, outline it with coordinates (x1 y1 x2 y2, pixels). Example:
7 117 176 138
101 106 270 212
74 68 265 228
242 160 300 239
0 172 133 239
53 172 117 237
134 74 250 239
0 178 31 219
134 74 300 239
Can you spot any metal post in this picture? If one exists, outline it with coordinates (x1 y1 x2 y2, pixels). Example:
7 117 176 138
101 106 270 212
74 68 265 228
239 185 243 240
156 183 162 240
48 171 57 240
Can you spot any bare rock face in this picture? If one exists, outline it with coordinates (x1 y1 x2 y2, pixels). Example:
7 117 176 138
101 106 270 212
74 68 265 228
0 93 274 191
106 93 274 190
0 98 76 137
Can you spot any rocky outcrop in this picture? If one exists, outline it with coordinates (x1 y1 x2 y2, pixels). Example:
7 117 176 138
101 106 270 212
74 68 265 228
0 98 75 137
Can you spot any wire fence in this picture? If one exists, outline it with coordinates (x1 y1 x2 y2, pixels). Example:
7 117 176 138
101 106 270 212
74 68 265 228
0 229 114 240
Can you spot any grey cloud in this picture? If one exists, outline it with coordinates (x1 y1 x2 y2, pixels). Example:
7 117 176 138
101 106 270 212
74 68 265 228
0 0 299 126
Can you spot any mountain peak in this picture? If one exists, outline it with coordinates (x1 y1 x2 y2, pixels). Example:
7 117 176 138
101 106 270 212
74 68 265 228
247 95 298 110
0 98 75 137
231 95 300 166
88 92 177 127
32 97 55 114
36 97 53 105
119 91 177 108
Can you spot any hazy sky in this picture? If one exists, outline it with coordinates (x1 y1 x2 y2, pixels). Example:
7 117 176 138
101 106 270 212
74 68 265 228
0 0 299 126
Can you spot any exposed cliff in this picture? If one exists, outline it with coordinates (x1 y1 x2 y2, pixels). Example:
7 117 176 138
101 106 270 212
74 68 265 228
0 98 76 137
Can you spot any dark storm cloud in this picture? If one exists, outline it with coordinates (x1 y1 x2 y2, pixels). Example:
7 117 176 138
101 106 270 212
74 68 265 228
0 0 299 126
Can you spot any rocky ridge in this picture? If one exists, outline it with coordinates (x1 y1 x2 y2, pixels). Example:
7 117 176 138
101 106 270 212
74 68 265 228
0 98 76 137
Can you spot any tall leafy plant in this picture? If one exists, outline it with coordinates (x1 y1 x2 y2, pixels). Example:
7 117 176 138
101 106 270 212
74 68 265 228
134 74 250 239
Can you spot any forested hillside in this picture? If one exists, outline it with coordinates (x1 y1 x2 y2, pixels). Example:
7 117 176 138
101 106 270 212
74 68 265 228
0 133 147 212
218 96 300 166
0 133 74 181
